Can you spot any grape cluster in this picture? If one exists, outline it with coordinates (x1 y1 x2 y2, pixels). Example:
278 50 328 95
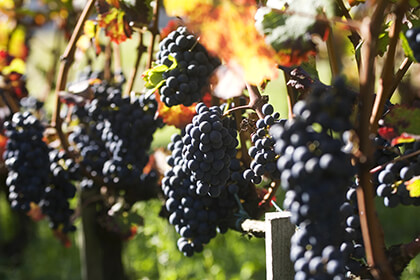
155 26 220 107
3 112 77 232
270 79 356 279
178 102 238 197
163 126 244 256
3 112 51 212
340 183 367 277
373 141 420 208
243 103 282 184
373 135 399 165
405 27 420 62
70 81 161 191
40 149 78 232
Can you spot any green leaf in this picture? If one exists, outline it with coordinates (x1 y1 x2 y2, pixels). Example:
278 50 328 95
377 22 391 57
383 105 420 136
400 30 417 62
255 0 334 66
300 56 319 80
142 55 177 90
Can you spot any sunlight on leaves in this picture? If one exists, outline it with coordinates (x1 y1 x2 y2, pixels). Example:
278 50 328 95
164 0 278 85
98 7 132 43
405 176 420 198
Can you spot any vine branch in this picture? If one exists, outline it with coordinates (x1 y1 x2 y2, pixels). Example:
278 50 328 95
389 57 413 100
356 1 395 279
370 0 409 134
233 97 252 167
146 0 161 69
370 148 420 174
223 83 267 119
52 0 95 151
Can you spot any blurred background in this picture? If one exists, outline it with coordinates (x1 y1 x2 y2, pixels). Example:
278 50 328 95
0 0 419 279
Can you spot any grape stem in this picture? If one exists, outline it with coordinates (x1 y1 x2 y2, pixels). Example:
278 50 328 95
52 0 95 151
370 148 420 174
356 1 395 279
223 83 267 119
370 0 409 134
389 57 412 97
232 97 252 167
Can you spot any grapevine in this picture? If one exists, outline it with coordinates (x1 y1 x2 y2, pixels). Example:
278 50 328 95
0 1 420 280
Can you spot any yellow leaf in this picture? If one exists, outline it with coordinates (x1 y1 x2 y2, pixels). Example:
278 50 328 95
84 20 97 39
2 58 25 74
0 0 14 9
164 0 213 16
8 26 27 59
405 176 420 198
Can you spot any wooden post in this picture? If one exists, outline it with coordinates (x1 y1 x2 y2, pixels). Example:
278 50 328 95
79 190 126 280
265 211 295 280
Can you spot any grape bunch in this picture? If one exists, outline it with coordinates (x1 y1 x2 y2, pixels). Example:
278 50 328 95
243 103 282 185
179 102 238 197
70 81 161 191
3 111 77 232
40 149 78 232
155 26 221 107
373 135 399 165
163 127 245 256
373 141 420 208
339 184 368 277
270 79 356 279
405 27 420 62
3 112 51 212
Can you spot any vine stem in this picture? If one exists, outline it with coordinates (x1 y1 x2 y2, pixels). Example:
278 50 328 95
104 41 112 81
223 83 267 118
370 148 420 174
356 1 395 279
112 42 122 81
146 0 161 69
232 97 252 167
51 0 95 151
389 57 412 95
245 83 265 119
370 0 409 134
124 33 146 97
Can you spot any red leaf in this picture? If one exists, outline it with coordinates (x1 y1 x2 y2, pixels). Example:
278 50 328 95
97 8 132 44
378 126 398 142
155 91 197 129
390 133 415 146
